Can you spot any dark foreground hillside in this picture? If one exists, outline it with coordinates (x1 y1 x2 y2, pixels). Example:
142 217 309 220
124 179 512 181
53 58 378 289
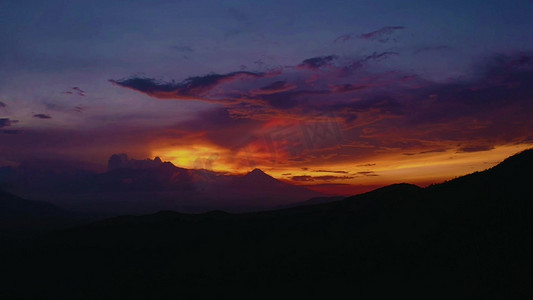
1 150 532 299
0 189 95 241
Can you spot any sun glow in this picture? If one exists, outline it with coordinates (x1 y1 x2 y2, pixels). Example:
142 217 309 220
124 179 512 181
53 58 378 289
152 140 532 195
268 143 533 191
152 145 232 172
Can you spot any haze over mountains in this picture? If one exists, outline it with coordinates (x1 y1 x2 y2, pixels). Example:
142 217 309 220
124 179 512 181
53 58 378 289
0 154 324 214
1 149 531 298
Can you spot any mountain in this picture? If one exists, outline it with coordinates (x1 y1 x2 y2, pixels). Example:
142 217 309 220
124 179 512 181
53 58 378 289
218 168 324 210
0 189 66 218
0 189 96 237
1 149 531 298
0 155 324 214
242 168 279 183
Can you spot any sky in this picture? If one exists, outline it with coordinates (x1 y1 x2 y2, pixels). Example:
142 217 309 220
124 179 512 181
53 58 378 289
0 0 532 195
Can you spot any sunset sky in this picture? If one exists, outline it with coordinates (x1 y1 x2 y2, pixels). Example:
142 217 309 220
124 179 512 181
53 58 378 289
1 0 532 195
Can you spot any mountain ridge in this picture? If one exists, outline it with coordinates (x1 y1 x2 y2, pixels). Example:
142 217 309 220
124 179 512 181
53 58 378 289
0 154 324 214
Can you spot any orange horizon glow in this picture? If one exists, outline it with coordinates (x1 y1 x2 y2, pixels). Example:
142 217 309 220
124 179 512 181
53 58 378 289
151 142 533 196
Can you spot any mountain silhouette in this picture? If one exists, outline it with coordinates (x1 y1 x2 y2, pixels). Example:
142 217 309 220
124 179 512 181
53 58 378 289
0 155 324 214
0 189 66 218
1 149 532 298
243 168 276 181
0 189 94 237
220 168 323 210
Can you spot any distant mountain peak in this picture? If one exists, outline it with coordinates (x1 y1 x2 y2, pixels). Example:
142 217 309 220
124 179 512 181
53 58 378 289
250 168 265 174
246 168 271 178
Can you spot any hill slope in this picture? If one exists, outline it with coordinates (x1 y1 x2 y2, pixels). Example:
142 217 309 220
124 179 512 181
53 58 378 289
0 189 97 237
0 189 66 218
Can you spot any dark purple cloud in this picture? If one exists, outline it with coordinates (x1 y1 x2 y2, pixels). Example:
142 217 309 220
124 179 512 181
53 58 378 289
109 51 402 122
258 89 330 109
0 118 17 128
334 26 405 44
64 87 85 96
0 101 6 108
359 26 405 42
72 87 85 96
110 71 265 101
333 34 352 43
258 81 293 92
33 114 52 119
329 84 369 93
2 129 21 134
343 51 399 73
297 55 338 70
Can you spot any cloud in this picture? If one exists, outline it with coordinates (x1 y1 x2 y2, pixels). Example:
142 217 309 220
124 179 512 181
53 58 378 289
312 169 349 174
255 81 296 94
457 145 495 153
297 55 338 70
291 175 354 182
110 51 402 123
64 87 85 96
258 90 330 109
72 87 85 96
359 26 405 42
324 96 405 125
334 26 405 44
419 148 448 154
110 52 533 163
357 163 376 167
356 171 379 177
291 175 313 182
33 114 52 119
110 71 265 101
333 34 353 43
0 118 17 128
342 52 399 73
315 175 354 181
0 101 6 108
2 130 21 135
329 84 369 93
